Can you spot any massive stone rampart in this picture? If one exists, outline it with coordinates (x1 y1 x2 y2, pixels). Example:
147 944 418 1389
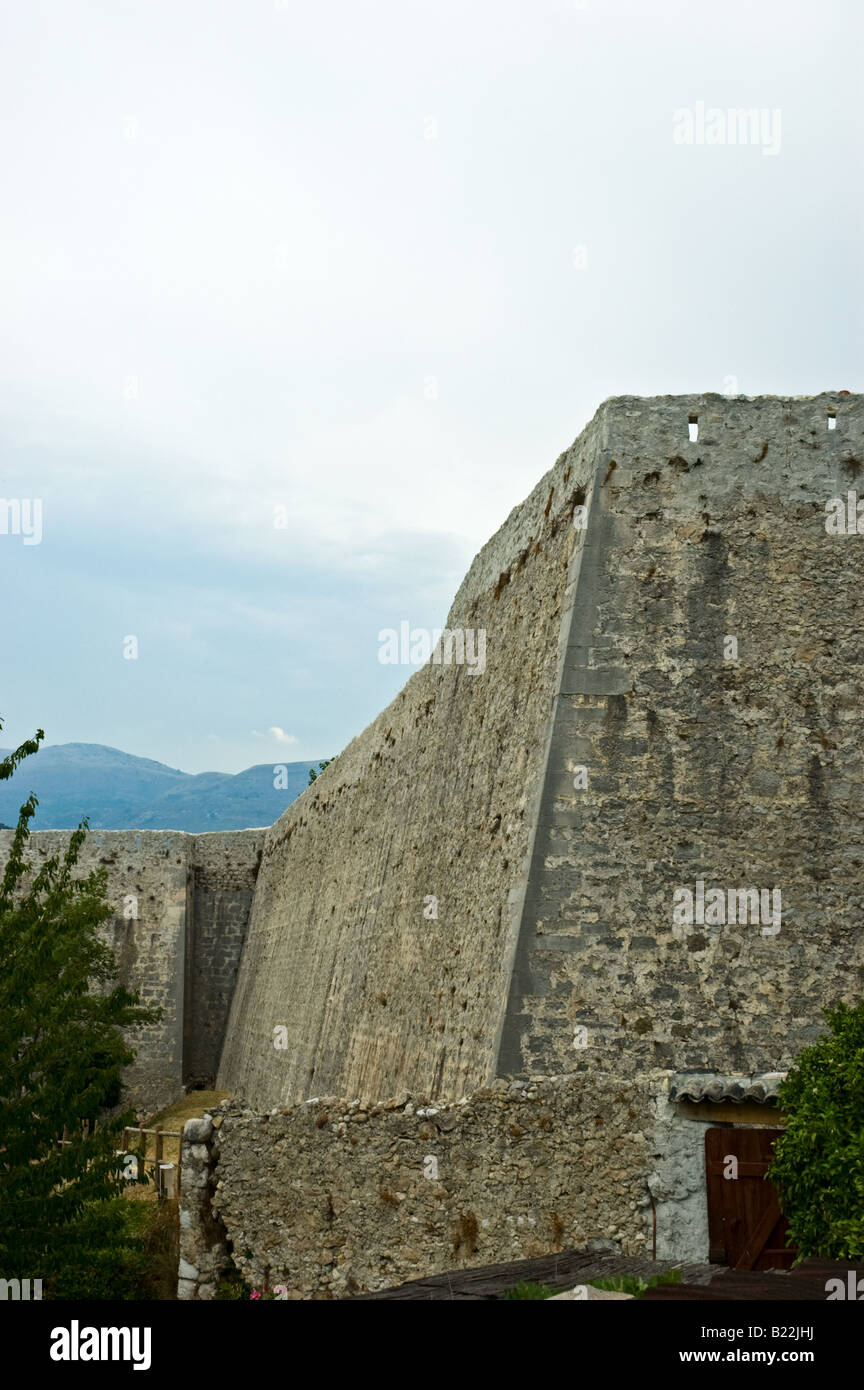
217 404 605 1108
219 392 864 1110
7 393 862 1127
499 393 864 1080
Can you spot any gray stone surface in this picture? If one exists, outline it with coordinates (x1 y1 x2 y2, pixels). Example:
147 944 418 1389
183 1115 214 1144
498 393 864 1083
181 1074 656 1299
219 392 864 1111
218 409 600 1108
649 1085 713 1261
0 827 264 1114
7 393 864 1288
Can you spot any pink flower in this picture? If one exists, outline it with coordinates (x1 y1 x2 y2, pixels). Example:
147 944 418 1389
250 1290 261 1300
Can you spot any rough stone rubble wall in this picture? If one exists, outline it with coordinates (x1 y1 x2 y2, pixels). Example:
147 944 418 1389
0 827 264 1115
500 393 864 1083
178 1073 657 1299
218 408 607 1108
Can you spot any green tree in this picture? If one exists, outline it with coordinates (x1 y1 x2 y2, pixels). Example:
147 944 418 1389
0 721 161 1297
308 758 335 784
769 1000 864 1261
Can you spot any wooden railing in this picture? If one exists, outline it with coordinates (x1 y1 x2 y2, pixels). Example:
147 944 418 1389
119 1125 182 1199
57 1122 183 1199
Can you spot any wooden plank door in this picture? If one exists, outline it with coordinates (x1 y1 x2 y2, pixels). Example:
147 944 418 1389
705 1127 796 1270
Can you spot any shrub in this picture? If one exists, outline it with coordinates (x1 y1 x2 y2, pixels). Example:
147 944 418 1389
769 1000 864 1260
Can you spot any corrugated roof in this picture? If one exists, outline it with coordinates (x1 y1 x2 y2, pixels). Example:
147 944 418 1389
669 1072 786 1104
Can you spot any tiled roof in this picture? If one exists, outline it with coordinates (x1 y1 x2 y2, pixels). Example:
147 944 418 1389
669 1072 786 1104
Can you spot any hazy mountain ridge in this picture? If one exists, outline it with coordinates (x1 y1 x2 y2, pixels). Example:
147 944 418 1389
0 743 319 832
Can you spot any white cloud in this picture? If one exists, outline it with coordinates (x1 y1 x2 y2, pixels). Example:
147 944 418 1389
267 727 298 745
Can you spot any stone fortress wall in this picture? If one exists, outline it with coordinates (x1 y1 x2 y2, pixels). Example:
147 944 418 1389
173 391 864 1296
0 827 264 1115
499 393 864 1081
218 393 864 1109
5 393 864 1290
217 403 598 1109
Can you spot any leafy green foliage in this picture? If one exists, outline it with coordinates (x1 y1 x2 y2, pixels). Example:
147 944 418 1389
308 758 335 784
42 1199 147 1301
0 720 161 1295
769 1000 864 1260
24 1197 178 1302
215 1272 253 1300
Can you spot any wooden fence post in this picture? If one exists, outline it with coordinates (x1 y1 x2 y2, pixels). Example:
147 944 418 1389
158 1163 177 1202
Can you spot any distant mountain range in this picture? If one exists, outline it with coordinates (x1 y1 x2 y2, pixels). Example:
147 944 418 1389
0 743 322 832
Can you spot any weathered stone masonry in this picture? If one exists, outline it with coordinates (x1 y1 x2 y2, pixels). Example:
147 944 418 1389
186 393 863 1290
182 833 262 1092
0 827 264 1115
178 1074 657 1299
219 393 864 1111
499 393 864 1081
6 393 864 1287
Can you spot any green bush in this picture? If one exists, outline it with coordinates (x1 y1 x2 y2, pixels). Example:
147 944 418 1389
215 1271 253 1300
40 1195 152 1301
769 1000 864 1261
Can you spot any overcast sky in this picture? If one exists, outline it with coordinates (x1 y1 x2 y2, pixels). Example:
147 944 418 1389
1 0 861 773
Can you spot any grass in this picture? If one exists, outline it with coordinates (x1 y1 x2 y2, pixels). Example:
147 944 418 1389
502 1281 555 1300
500 1269 685 1301
120 1089 227 1170
119 1088 227 1205
146 1088 227 1155
586 1269 683 1298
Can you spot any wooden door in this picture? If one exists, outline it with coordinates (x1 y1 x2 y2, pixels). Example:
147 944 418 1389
705 1127 796 1270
